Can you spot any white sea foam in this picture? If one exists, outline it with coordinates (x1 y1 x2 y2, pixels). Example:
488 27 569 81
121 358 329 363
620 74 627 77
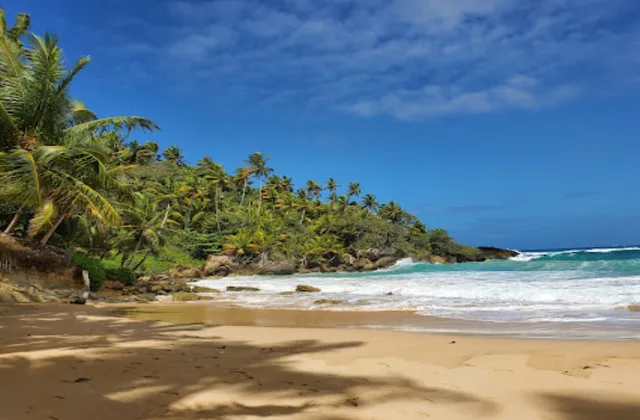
193 268 640 325
510 246 640 262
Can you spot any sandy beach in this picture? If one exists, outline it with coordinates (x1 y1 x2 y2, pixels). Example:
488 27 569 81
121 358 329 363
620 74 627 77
1 304 640 420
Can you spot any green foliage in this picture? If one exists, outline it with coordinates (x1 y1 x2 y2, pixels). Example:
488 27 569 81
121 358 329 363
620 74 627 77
0 7 485 276
71 253 106 291
104 267 136 286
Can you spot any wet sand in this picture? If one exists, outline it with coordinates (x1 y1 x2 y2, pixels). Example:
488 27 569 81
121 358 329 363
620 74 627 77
1 303 640 420
114 302 640 340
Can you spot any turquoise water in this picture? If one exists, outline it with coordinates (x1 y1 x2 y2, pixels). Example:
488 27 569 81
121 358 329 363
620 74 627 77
194 247 640 339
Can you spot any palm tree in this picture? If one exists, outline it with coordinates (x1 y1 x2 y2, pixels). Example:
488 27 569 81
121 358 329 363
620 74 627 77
347 181 361 201
306 180 322 200
233 167 251 208
198 157 228 233
243 152 273 215
0 16 157 151
361 194 379 213
0 144 122 245
379 201 403 223
326 178 338 194
162 145 185 166
119 192 169 267
0 10 157 243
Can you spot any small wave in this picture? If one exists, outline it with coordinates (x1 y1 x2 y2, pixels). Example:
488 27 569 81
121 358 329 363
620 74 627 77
510 247 640 263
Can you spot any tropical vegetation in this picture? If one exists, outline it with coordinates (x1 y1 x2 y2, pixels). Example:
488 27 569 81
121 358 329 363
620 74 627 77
0 8 479 286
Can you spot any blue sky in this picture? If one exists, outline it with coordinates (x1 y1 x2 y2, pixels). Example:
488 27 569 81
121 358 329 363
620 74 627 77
8 0 640 249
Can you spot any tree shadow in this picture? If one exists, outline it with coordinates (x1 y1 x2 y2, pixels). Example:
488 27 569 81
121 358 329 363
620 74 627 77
535 393 640 420
0 304 500 419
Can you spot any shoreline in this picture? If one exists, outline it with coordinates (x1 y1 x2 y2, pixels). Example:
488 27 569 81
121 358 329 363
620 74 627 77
113 301 640 342
1 303 640 419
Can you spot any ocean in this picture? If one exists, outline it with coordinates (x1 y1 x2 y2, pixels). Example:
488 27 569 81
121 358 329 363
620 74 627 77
192 247 640 340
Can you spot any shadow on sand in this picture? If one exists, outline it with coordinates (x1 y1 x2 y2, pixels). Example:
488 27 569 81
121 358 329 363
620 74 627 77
0 305 497 420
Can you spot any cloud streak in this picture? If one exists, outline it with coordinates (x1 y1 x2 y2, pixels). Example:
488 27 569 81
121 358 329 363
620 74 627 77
117 0 640 119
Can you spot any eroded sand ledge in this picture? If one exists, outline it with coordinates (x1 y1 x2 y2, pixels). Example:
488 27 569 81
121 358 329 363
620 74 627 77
1 304 639 420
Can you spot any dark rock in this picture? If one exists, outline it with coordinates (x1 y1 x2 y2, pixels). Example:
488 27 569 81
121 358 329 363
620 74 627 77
296 285 321 293
477 247 519 260
280 291 295 296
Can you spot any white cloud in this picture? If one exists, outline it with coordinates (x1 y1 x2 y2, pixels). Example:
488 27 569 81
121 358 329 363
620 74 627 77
122 0 640 119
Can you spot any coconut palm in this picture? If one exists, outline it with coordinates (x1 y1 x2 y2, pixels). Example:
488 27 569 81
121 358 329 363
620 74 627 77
243 152 273 215
0 143 122 245
162 145 185 166
305 179 322 200
361 194 379 213
118 192 170 267
379 201 403 223
347 181 361 200
326 178 338 194
0 15 157 150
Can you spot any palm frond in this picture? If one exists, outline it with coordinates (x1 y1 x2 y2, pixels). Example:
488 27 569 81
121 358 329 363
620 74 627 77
28 200 56 237
66 116 159 138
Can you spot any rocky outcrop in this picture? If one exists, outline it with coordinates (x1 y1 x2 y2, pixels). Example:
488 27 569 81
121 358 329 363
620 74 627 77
476 247 519 260
204 255 236 276
255 260 298 275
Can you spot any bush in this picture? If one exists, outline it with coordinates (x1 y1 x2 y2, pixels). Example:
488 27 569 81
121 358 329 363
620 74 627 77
71 253 106 292
105 267 136 286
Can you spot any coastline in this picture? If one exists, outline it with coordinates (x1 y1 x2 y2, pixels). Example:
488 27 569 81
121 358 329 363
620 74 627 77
1 303 640 419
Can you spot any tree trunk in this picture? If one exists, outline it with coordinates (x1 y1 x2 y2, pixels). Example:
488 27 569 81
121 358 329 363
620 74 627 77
215 185 221 234
185 200 194 230
133 251 150 271
239 179 247 208
4 205 25 234
299 209 306 225
161 203 171 228
120 253 128 267
257 176 263 217
127 233 145 268
39 211 70 246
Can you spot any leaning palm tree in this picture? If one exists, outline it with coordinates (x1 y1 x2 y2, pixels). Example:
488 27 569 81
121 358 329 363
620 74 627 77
326 178 338 194
347 181 361 201
306 180 322 200
243 152 273 215
118 192 170 268
0 9 158 243
361 194 379 213
162 145 185 166
0 143 122 245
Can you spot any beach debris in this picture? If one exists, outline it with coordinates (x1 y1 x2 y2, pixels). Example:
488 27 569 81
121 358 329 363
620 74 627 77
74 377 91 383
345 397 360 407
227 286 261 292
449 341 456 344
296 285 321 293
280 291 295 295
386 292 393 296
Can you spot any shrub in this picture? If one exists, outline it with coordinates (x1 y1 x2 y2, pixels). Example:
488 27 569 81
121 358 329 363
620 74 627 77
71 253 106 292
105 267 136 286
